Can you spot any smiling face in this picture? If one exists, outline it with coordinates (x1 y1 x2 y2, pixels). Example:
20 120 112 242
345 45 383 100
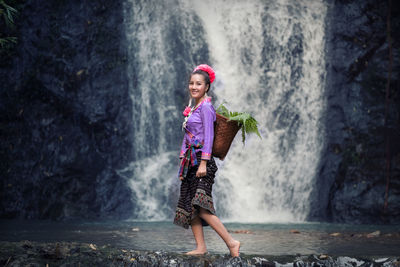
189 74 209 104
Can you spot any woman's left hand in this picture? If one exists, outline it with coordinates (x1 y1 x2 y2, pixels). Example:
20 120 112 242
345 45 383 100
196 160 207 177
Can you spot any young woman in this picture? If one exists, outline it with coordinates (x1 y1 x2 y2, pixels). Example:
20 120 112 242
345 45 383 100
174 64 240 257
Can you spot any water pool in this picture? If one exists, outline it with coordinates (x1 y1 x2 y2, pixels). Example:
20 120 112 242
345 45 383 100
1 220 399 256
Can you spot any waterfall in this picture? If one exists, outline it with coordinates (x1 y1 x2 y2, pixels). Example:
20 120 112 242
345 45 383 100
120 0 211 220
120 0 327 222
190 0 327 222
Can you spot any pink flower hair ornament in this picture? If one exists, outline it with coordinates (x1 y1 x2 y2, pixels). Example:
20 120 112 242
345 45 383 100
193 64 215 84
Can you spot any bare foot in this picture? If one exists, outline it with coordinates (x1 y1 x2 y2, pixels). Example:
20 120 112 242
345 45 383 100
228 240 240 257
186 249 207 255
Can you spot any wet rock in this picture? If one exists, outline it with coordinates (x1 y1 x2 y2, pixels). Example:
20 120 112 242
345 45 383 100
251 257 273 266
336 256 365 267
21 240 33 249
308 0 400 224
38 244 66 260
353 234 363 238
229 229 254 234
375 257 389 263
366 230 381 238
89 243 97 250
2 240 400 267
319 254 329 259
8 260 23 267
0 0 134 220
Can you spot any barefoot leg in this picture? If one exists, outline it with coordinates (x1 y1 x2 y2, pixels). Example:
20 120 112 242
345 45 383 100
186 216 207 255
199 208 240 257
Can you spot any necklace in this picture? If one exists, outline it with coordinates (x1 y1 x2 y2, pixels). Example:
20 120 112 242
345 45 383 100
182 97 208 130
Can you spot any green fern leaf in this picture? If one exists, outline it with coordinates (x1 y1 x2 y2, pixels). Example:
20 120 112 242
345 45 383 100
215 103 261 144
216 103 230 117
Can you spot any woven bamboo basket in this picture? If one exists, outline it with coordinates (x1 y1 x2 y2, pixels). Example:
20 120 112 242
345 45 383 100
212 113 241 160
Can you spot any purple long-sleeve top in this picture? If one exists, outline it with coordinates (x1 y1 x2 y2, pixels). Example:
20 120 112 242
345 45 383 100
180 97 216 160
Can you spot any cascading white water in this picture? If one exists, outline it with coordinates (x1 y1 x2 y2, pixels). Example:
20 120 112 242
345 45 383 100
120 0 211 220
190 0 327 222
121 0 327 222
123 1 179 159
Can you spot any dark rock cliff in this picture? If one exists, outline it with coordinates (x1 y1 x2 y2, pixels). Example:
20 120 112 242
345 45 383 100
0 0 134 219
309 0 400 223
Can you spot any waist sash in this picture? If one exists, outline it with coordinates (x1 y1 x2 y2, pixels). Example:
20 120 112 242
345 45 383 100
178 139 203 178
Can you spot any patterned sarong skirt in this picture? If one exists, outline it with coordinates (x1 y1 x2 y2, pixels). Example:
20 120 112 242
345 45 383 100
174 153 218 229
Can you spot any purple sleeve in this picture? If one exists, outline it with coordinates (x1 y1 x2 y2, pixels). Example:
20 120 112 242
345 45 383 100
200 103 216 160
180 134 186 158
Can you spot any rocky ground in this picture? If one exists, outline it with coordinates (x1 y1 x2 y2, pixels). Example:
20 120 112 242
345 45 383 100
0 241 399 267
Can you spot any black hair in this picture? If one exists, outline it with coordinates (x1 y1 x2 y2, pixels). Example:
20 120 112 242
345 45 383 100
191 69 211 92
